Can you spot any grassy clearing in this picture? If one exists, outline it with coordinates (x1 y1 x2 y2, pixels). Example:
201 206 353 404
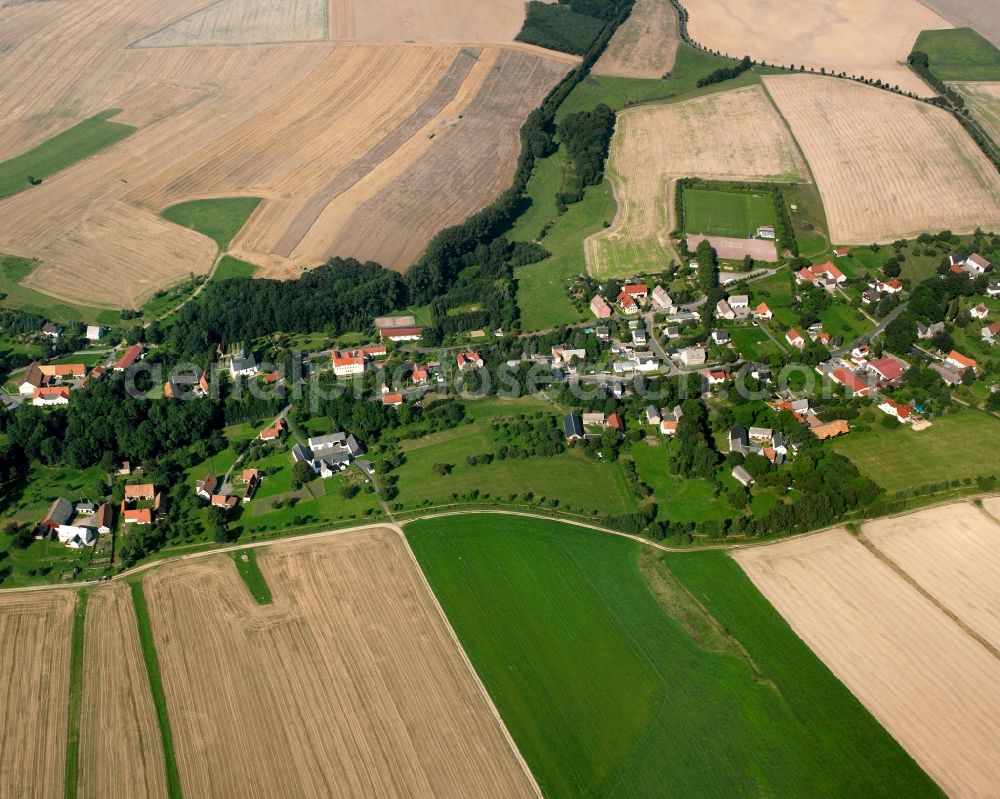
161 197 261 250
832 410 1000 492
0 110 135 200
0 254 120 326
406 514 941 799
64 589 88 799
230 549 273 605
129 580 182 799
914 28 1000 81
559 44 763 118
783 182 829 258
630 441 735 523
727 325 779 360
682 187 775 238
212 255 257 281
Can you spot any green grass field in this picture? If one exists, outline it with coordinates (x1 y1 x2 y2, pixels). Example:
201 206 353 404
64 590 89 799
727 324 779 360
914 28 1000 81
0 110 135 200
630 442 735 523
230 549 273 604
212 255 258 281
833 410 1000 492
682 188 776 238
161 197 261 251
406 515 941 799
0 254 121 326
395 418 637 516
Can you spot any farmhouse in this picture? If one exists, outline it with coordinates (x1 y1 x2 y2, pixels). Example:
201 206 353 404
57 523 96 549
259 418 285 441
786 329 805 349
19 363 49 395
332 350 366 377
833 247 852 258
796 262 845 289
830 367 872 397
678 346 707 367
982 322 1000 343
124 484 156 502
195 474 218 501
241 469 260 503
811 419 850 440
716 299 735 320
965 253 992 275
945 350 977 373
754 302 773 319
297 432 363 478
878 398 914 423
868 357 906 385
659 406 682 435
211 494 238 511
123 508 152 525
456 352 483 370
32 386 70 406
40 323 63 339
590 294 613 319
876 279 903 294
114 344 145 372
380 326 423 342
229 353 259 379
41 498 73 530
971 304 989 320
621 283 648 299
85 325 107 341
382 393 404 407
917 321 945 340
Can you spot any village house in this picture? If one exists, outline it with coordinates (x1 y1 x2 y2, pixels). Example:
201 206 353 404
332 350 366 377
563 413 584 442
796 262 845 290
987 280 1000 297
165 369 210 399
582 412 607 427
930 362 963 386
728 295 750 313
411 364 430 384
965 253 992 275
211 494 238 511
195 474 218 501
971 304 989 320
382 392 404 407
875 279 903 294
868 357 906 384
124 483 156 502
242 469 260 502
678 346 707 367
700 369 730 387
229 352 260 379
32 386 70 406
259 417 285 441
457 351 483 370
833 247 852 258
785 329 805 349
753 302 772 320
122 508 153 525
379 326 423 343
41 498 74 531
982 321 1000 343
811 419 850 440
728 425 749 454
716 299 735 320
829 367 872 397
659 406 682 435
296 432 364 478
645 405 661 426
861 288 880 306
878 397 914 424
85 325 107 341
40 322 63 339
590 294 613 319
945 350 977 374
114 343 145 372
650 285 676 313
711 330 731 346
617 291 639 314
917 321 946 340
361 344 388 359
19 363 48 395
620 283 648 300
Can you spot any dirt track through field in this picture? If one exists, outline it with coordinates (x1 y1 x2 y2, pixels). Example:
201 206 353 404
587 85 806 276
593 0 679 79
683 0 949 95
77 584 167 799
0 590 75 799
273 47 483 256
142 528 537 798
764 73 1000 243
735 524 1000 799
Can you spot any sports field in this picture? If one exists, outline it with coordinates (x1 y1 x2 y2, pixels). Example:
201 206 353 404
831 410 1000 492
406 514 941 799
682 188 776 238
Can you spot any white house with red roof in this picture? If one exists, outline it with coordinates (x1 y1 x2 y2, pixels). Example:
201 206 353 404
617 291 639 314
456 351 483 370
945 350 977 373
785 329 805 349
796 261 845 290
876 279 903 294
878 398 914 423
32 386 70 406
620 283 648 299
753 302 772 320
982 321 1000 343
114 344 144 372
970 304 989 320
332 350 366 377
379 326 423 342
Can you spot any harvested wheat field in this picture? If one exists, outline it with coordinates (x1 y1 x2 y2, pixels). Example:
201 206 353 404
950 82 1000 143
735 523 1000 799
345 0 531 44
683 0 949 95
593 0 679 79
920 0 1000 49
587 85 806 277
764 74 1000 243
133 0 329 48
142 527 537 799
304 48 570 269
0 590 75 799
77 584 167 799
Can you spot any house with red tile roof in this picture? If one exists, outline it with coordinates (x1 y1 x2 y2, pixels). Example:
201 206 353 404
829 367 871 397
379 326 423 342
332 350 366 377
617 291 639 314
456 352 483 370
753 302 772 320
620 283 648 298
785 329 805 349
114 344 144 372
32 386 70 406
868 357 906 384
878 398 914 423
982 321 1000 343
945 350 977 373
382 393 404 407
259 418 285 441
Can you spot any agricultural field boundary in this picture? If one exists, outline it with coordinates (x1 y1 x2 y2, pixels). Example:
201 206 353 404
64 590 89 799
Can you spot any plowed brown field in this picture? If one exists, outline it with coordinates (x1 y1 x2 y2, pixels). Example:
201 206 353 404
0 590 75 799
764 74 1000 243
735 512 1000 799
587 85 806 277
77 584 167 799
683 0 949 96
142 528 538 798
593 0 679 79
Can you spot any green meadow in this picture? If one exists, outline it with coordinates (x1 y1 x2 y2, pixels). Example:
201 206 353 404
682 187 775 238
160 197 261 250
406 514 941 799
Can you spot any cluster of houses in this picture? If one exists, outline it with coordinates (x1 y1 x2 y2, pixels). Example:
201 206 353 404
20 343 149 406
645 404 684 435
332 344 388 377
291 431 365 479
40 498 113 549
591 282 682 319
795 261 847 292
948 253 993 279
121 483 160 526
195 469 259 510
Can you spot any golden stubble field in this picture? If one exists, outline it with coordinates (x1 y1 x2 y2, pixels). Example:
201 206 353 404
593 0 679 79
0 0 571 306
142 528 538 799
734 502 1000 799
587 85 807 277
77 583 167 799
683 0 950 96
949 82 1000 145
0 590 75 799
764 73 1000 244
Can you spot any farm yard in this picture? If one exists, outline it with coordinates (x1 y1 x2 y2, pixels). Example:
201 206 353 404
682 0 951 96
78 584 167 799
140 528 536 798
407 514 941 799
587 85 807 278
0 591 75 799
735 512 1000 799
0 0 568 309
763 74 1000 244
592 0 679 79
